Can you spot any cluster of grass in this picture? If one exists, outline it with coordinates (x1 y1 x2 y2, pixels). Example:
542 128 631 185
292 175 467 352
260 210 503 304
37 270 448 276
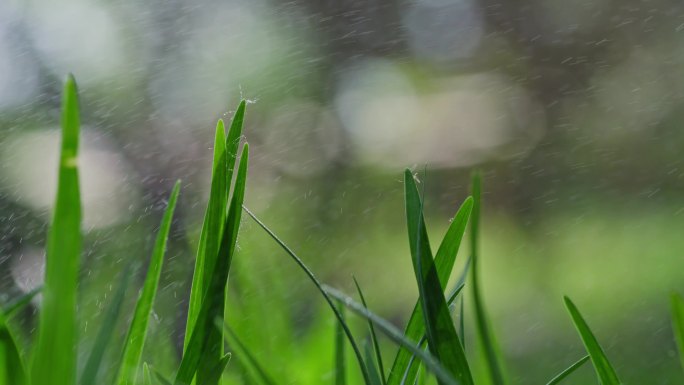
1 75 684 385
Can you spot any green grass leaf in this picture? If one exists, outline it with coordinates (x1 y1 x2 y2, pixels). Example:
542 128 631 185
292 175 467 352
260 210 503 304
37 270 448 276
364 340 383 385
0 312 27 385
243 206 372 384
115 181 181 385
335 301 347 385
1 288 41 319
322 285 459 385
30 74 82 385
404 170 473 385
387 182 473 385
216 320 277 385
469 171 506 385
563 296 621 385
353 277 386 385
671 293 684 372
143 363 152 385
544 355 589 385
185 119 229 349
175 145 248 385
81 264 132 385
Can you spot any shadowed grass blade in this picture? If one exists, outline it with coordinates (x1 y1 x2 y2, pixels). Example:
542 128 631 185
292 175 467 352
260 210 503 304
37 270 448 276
2 288 41 318
0 312 27 385
364 340 383 385
353 277 386 385
563 297 621 385
243 206 372 384
336 301 347 385
215 320 277 385
469 171 506 385
185 119 228 349
544 356 589 385
175 145 248 385
115 181 181 385
323 285 458 385
671 293 684 371
402 282 466 384
387 181 473 385
404 170 473 385
81 264 132 385
30 74 82 385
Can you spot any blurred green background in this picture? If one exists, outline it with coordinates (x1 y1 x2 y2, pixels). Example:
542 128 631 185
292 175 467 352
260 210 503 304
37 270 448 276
1 0 684 383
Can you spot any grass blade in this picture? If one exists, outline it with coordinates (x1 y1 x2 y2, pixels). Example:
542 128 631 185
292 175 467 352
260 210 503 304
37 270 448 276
387 181 473 385
30 74 82 385
115 181 181 385
404 170 473 385
1 287 41 318
216 320 277 385
544 356 589 385
175 145 248 385
364 340 383 385
563 296 621 385
80 264 132 385
401 282 466 384
671 293 684 372
143 363 152 385
353 277 386 385
323 285 459 385
185 119 229 349
469 171 506 385
0 312 27 385
336 301 347 385
243 206 372 384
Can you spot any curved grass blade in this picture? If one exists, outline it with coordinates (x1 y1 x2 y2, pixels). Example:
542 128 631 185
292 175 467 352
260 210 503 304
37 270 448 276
243 206 372 384
671 293 684 371
404 170 473 385
353 277 386 385
336 301 347 385
81 264 132 385
563 296 621 385
115 181 181 385
185 119 229 349
30 74 82 385
469 171 506 385
387 183 473 385
322 285 459 385
2 287 41 319
0 312 27 385
175 145 248 385
544 355 589 385
215 320 277 385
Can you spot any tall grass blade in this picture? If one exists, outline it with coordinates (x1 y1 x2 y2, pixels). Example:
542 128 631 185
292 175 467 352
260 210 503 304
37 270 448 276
401 282 466 384
544 356 589 385
175 145 248 385
364 340 383 385
336 301 347 385
185 120 229 349
30 74 82 385
387 188 473 385
404 170 473 385
81 264 132 385
563 296 621 385
115 181 181 385
671 293 684 372
243 206 372 384
1 287 41 318
216 320 277 385
469 171 506 385
323 285 459 385
0 312 27 385
353 277 386 385
143 363 152 385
